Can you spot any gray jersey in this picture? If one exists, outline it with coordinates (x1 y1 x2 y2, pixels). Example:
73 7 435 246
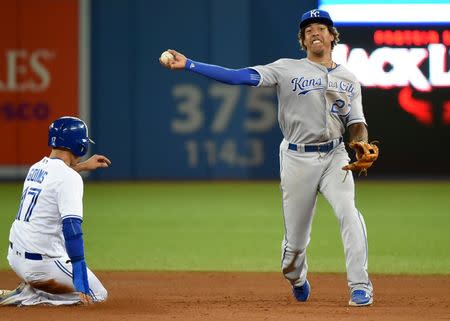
251 58 366 144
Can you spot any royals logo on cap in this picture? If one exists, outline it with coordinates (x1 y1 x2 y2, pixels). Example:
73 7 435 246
310 9 320 17
300 9 334 29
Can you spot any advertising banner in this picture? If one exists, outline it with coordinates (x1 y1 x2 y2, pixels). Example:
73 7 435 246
0 0 81 178
321 0 450 175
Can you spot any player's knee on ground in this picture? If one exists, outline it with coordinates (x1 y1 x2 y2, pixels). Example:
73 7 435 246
91 284 108 302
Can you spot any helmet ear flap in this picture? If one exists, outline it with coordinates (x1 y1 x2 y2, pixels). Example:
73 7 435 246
49 129 65 148
77 141 88 156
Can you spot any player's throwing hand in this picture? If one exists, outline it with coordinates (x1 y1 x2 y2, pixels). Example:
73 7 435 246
159 49 187 70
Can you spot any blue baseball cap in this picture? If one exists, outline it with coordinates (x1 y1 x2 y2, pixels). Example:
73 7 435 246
300 9 333 29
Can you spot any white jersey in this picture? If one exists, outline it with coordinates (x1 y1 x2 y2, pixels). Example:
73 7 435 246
251 58 366 144
9 157 84 258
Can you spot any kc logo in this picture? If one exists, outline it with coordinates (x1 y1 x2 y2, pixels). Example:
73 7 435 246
310 9 320 17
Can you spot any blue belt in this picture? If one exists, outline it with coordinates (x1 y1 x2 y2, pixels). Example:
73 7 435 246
288 137 343 153
9 242 43 260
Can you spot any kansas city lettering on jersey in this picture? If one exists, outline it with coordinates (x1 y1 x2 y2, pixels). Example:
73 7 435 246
328 80 355 95
26 168 48 183
291 77 323 95
291 76 355 96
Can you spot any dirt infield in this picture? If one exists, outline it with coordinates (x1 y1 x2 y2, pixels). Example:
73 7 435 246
0 271 449 321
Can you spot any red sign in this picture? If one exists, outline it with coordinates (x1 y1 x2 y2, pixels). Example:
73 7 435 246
334 29 450 125
0 0 79 166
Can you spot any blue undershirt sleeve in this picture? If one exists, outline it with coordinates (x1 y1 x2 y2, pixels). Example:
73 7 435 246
62 217 90 294
184 59 260 86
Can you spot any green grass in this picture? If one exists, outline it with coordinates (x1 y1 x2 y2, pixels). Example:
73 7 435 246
1 181 449 274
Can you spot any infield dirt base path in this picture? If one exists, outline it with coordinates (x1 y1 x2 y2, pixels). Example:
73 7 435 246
0 271 449 321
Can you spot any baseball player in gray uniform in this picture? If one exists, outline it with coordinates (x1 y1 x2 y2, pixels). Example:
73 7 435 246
0 116 110 306
160 9 376 306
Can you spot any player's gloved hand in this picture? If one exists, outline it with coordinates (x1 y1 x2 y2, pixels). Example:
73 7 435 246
342 141 379 175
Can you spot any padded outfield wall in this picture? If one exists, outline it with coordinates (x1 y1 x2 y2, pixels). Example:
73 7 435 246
89 0 315 180
1 0 449 180
89 0 450 179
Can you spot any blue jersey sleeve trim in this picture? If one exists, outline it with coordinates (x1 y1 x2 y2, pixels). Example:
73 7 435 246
185 59 260 86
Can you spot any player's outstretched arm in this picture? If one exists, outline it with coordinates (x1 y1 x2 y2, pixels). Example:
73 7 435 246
159 48 260 86
73 154 111 172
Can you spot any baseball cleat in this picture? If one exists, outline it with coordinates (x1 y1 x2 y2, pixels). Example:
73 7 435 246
292 279 310 302
348 289 373 307
0 282 26 306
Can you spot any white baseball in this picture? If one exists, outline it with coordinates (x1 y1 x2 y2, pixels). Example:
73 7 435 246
160 51 174 64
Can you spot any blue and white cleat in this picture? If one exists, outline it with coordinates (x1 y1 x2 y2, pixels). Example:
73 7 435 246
349 289 373 307
0 282 26 306
292 279 310 302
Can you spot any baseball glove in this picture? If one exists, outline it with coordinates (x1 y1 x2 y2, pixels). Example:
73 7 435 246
342 141 379 175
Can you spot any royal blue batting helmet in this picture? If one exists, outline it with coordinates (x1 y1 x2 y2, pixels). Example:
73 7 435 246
300 9 333 29
48 116 94 157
